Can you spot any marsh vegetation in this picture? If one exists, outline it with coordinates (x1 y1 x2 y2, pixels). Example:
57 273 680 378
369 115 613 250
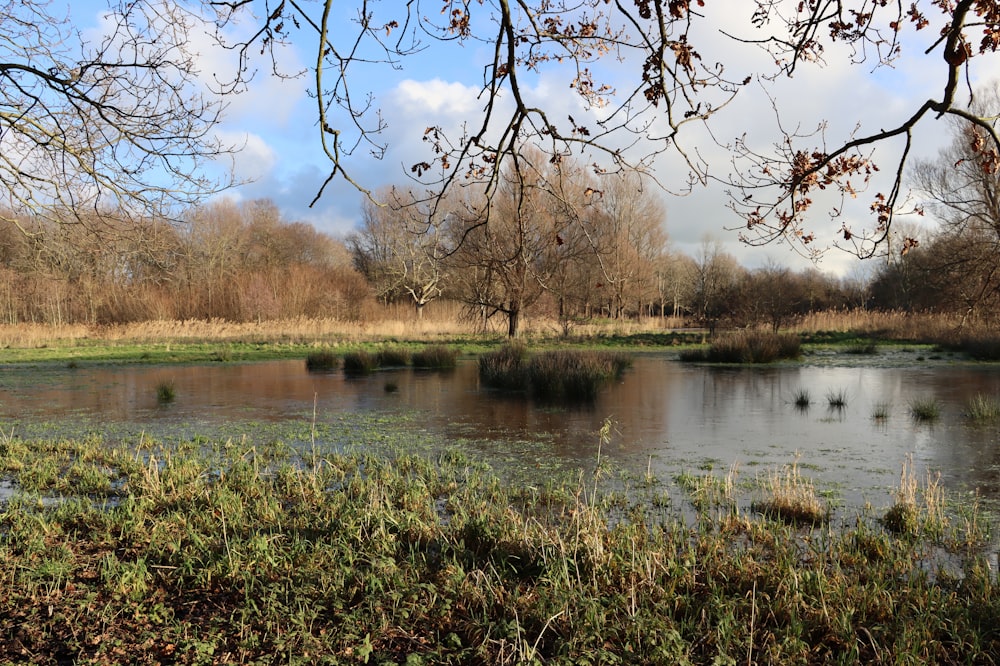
0 432 994 664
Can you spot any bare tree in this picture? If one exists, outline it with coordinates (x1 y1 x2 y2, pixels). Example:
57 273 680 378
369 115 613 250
1 1 234 230
349 189 449 318
207 1 1000 258
909 88 1000 322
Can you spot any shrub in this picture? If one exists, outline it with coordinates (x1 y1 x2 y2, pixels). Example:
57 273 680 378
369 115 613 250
305 351 338 371
411 345 460 369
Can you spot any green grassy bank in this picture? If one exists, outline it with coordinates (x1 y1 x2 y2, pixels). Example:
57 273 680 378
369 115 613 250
0 432 996 664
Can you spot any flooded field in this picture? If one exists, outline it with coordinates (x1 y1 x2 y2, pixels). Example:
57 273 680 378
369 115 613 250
1 352 998 512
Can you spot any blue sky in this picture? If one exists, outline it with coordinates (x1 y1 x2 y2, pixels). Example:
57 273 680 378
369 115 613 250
67 1 1000 276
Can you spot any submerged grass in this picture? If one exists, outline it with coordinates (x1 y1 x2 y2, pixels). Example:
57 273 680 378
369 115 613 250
0 432 994 664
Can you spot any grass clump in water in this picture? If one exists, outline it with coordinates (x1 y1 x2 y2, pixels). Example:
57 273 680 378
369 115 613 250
845 340 878 355
480 343 632 401
871 401 892 420
0 435 994 663
909 397 941 422
478 341 529 390
791 388 811 409
965 393 1000 423
342 349 379 375
155 381 176 403
753 459 829 525
375 346 411 367
680 330 801 363
882 457 948 538
826 388 848 408
304 350 338 371
411 345 460 369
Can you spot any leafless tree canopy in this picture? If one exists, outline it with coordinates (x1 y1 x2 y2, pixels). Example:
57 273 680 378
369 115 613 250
6 1 998 255
0 1 238 230
204 0 1000 257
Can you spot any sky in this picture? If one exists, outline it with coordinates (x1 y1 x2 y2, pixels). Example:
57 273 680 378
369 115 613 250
68 1 1000 278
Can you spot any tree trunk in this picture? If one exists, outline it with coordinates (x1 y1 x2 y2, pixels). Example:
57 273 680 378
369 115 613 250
507 303 520 338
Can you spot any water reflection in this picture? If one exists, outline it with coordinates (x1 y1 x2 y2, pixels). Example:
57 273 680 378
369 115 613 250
1 355 998 508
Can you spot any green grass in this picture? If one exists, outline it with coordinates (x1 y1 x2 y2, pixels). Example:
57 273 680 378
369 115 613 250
0 434 993 664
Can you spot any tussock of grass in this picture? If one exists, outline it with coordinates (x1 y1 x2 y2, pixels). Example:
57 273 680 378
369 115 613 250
882 457 948 537
0 436 994 664
792 388 811 408
304 350 338 371
478 341 528 390
479 344 632 401
411 345 460 369
375 346 411 367
155 381 175 403
342 349 379 375
845 341 879 355
680 330 801 363
871 401 892 420
909 397 941 422
753 460 829 525
826 388 848 408
965 394 1000 423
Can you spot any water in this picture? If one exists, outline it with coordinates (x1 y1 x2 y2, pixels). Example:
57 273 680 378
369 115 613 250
1 353 998 511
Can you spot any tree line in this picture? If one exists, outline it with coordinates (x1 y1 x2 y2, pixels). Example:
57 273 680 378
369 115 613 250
1 94 998 333
0 200 369 325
